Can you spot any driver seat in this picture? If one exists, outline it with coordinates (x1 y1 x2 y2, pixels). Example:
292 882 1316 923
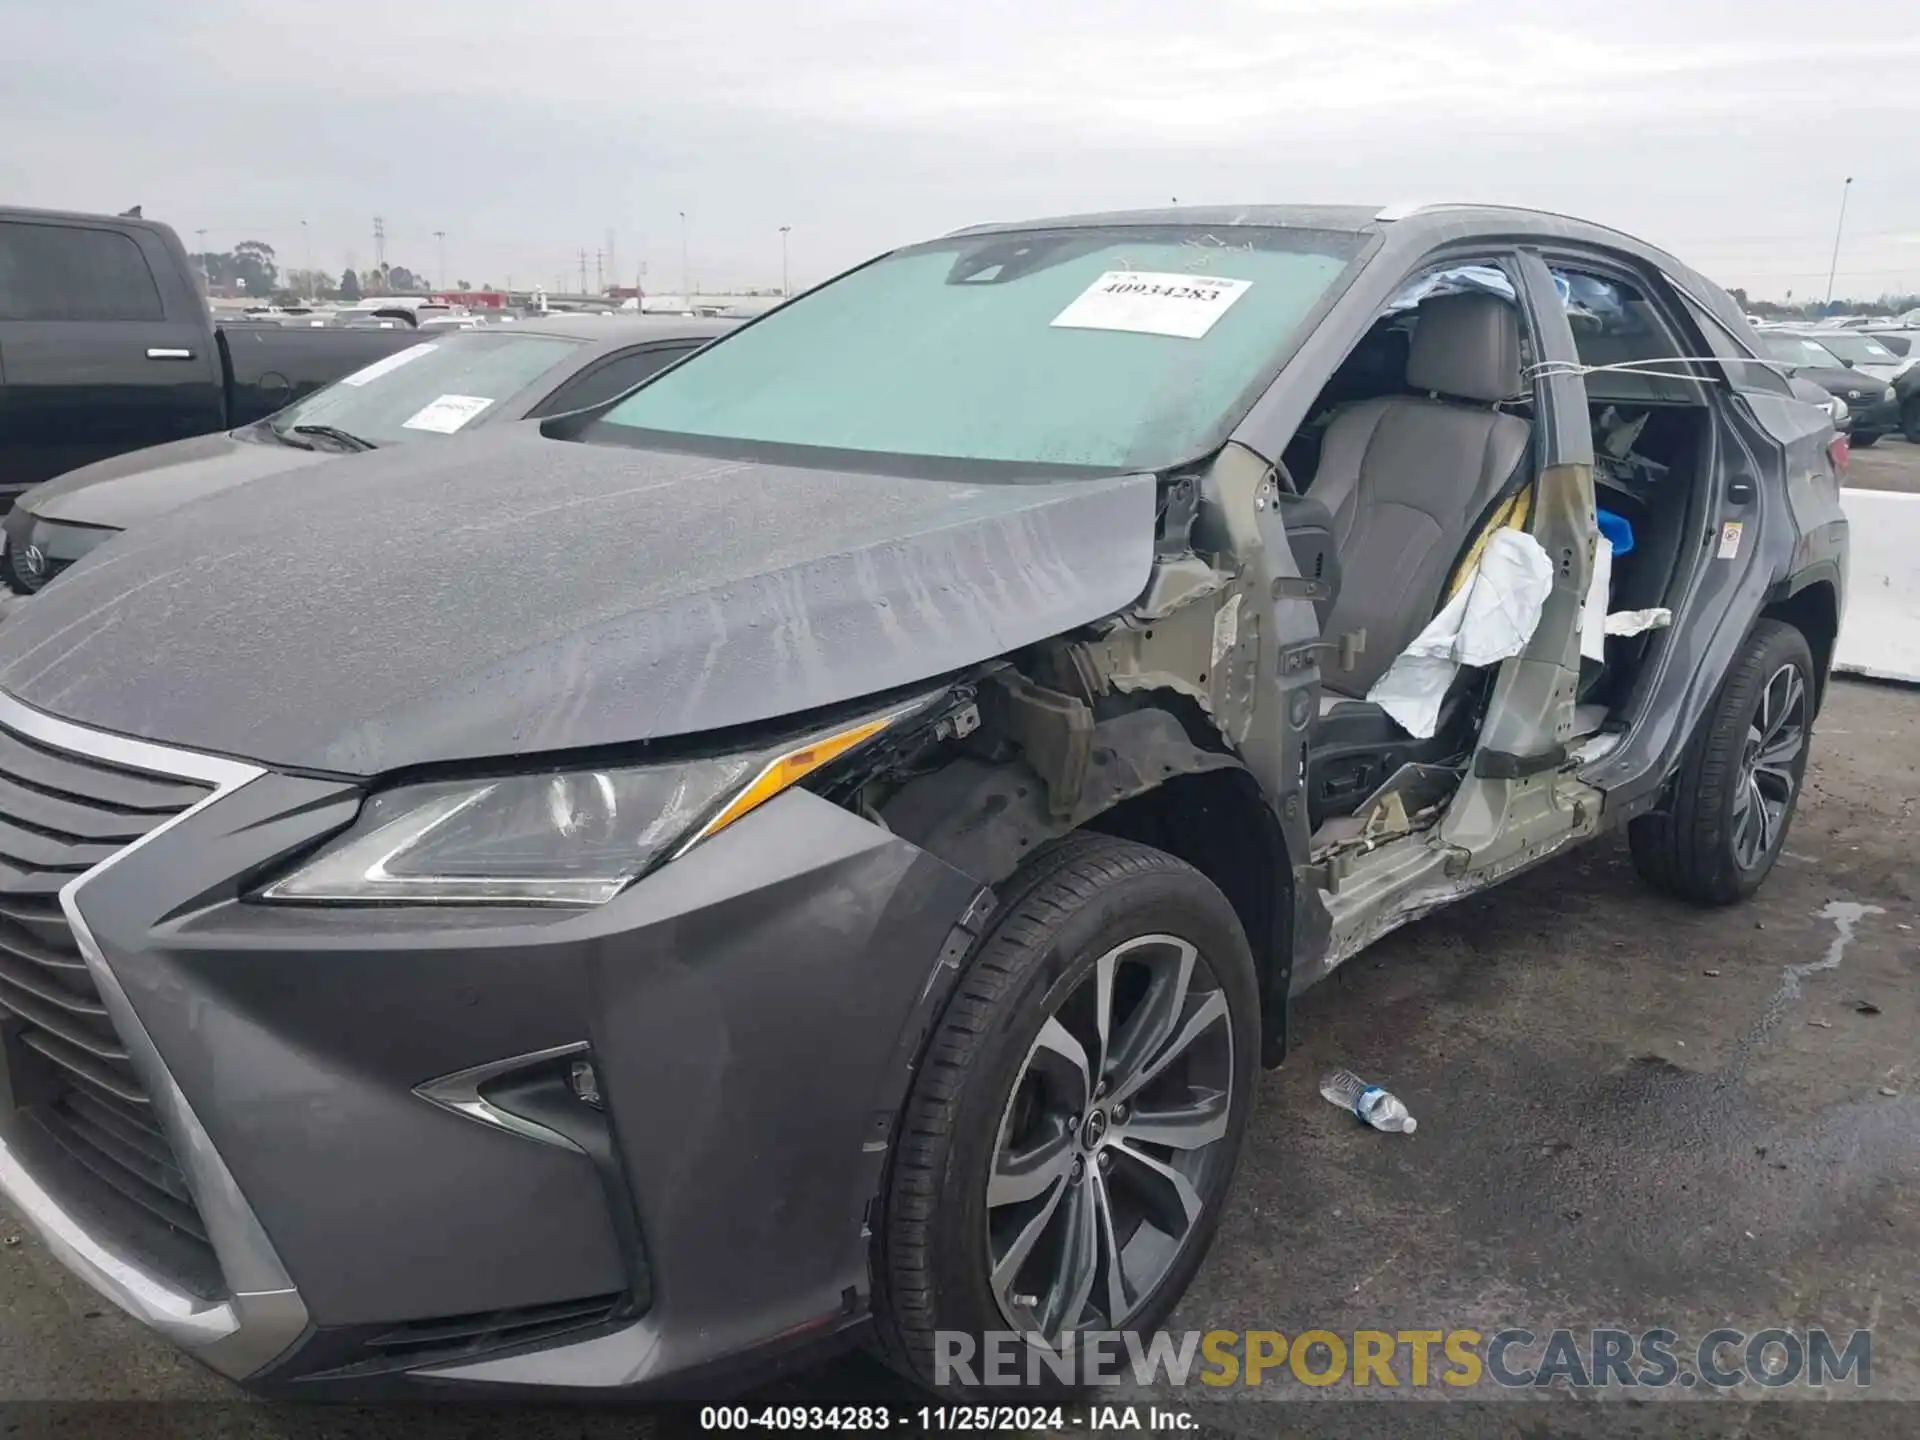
1310 292 1532 699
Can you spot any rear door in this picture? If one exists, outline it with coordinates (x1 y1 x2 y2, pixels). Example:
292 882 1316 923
0 218 223 505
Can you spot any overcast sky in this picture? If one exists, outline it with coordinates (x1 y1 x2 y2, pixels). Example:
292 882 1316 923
6 0 1918 301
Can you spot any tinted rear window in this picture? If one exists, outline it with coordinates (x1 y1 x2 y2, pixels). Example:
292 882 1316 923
0 222 165 322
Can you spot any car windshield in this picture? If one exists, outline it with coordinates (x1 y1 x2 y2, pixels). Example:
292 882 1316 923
1805 332 1897 365
590 224 1368 473
1764 335 1840 369
269 331 582 445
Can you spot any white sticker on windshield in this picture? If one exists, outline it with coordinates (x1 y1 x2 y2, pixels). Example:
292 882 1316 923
401 394 494 433
337 343 437 387
1051 271 1252 340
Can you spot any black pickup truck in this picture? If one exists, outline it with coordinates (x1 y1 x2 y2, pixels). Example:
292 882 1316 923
0 206 421 510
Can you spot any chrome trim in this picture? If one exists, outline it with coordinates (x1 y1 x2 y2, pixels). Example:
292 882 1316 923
145 347 194 359
0 690 309 1380
414 1042 591 1152
417 1318 654 1386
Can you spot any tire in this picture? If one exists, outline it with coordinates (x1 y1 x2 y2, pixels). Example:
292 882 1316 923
1850 432 1880 449
872 833 1259 1394
1629 618 1815 906
1902 397 1920 445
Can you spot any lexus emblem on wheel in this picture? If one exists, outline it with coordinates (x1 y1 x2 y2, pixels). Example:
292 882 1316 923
17 545 46 582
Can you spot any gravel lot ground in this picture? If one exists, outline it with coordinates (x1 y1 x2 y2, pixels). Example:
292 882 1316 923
1844 433 1920 493
1 682 1915 1439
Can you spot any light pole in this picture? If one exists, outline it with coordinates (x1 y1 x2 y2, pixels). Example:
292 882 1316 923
300 220 312 300
434 230 447 293
679 211 689 301
195 228 209 294
1825 176 1853 310
779 225 791 297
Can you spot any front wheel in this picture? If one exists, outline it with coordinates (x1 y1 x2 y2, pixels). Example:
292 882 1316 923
1629 619 1815 905
1902 397 1920 445
872 834 1259 1392
1850 431 1881 449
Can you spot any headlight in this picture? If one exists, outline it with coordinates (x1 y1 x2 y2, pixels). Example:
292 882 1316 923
259 708 907 906
1882 385 1897 404
1828 395 1850 424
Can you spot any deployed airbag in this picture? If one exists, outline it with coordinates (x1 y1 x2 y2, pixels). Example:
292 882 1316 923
1365 529 1554 738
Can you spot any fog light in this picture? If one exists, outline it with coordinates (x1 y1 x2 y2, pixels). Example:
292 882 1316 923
569 1057 603 1109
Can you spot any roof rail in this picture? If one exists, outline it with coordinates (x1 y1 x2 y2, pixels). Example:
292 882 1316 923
1374 200 1440 221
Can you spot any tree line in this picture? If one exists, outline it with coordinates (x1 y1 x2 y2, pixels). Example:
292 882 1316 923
1728 287 1920 321
189 241 488 303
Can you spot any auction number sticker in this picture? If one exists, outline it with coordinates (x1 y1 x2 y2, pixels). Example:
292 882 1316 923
338 343 436 387
402 394 494 433
1052 270 1252 339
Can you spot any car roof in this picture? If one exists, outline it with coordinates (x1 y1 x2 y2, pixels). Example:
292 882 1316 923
950 200 1713 286
497 315 738 346
951 200 1645 245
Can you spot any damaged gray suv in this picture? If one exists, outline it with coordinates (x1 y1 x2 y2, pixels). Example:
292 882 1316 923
0 204 1847 1397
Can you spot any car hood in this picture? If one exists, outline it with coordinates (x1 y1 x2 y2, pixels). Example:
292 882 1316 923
24 430 331 528
0 428 1157 776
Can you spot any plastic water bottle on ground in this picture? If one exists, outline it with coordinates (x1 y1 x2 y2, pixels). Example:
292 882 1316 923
1320 1068 1418 1134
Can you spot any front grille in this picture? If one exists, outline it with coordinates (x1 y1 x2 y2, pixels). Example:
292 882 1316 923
1 544 70 595
290 1293 630 1380
362 1294 627 1365
0 715 214 1270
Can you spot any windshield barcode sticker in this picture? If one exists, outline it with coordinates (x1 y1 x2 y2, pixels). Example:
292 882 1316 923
402 394 494 433
338 343 437 387
1051 271 1253 339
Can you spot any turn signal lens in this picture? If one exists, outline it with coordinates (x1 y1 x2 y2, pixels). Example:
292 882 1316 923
680 714 899 849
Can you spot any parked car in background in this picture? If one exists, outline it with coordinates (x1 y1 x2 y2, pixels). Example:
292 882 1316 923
1759 332 1900 445
1793 328 1912 384
1 315 729 594
0 203 1844 1401
1848 328 1920 440
0 207 425 510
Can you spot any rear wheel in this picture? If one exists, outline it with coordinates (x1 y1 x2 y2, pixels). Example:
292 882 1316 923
872 834 1259 1392
1629 619 1814 905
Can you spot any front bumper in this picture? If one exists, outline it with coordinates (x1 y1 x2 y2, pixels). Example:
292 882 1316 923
0 693 984 1396
1839 391 1900 435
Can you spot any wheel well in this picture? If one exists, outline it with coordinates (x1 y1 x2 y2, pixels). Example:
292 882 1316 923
1083 767 1290 1058
1763 581 1838 709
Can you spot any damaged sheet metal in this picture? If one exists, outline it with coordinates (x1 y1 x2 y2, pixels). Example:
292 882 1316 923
880 706 1244 885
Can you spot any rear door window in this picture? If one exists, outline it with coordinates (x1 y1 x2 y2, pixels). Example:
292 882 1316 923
1548 267 1706 405
0 222 165 322
1671 291 1796 399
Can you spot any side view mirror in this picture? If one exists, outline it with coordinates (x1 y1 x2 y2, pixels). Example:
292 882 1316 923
1840 357 1856 368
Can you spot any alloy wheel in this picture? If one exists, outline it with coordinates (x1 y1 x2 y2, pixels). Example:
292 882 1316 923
1732 662 1807 871
985 933 1235 1346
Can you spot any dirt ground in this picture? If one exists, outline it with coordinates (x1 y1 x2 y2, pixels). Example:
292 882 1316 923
0 681 1914 1439
1842 433 1920 493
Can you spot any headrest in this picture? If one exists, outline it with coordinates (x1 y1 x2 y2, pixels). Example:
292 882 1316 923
1406 292 1524 403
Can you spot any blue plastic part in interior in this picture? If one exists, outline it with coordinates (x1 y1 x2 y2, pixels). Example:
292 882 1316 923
1596 506 1635 556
